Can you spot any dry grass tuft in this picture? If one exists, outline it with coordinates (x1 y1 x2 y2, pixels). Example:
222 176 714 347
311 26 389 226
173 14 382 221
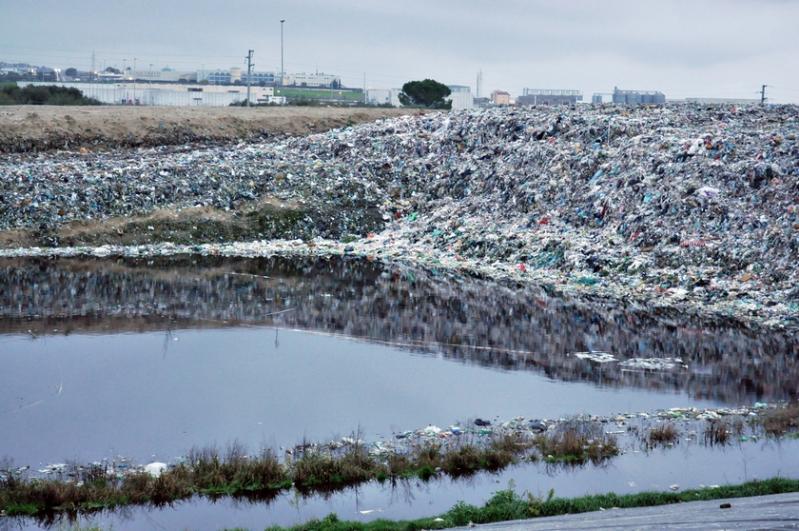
648 423 679 446
535 420 618 464
761 403 799 436
704 420 730 446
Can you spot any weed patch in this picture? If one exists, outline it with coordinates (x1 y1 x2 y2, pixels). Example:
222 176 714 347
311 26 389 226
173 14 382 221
264 477 799 530
648 423 679 446
760 403 799 436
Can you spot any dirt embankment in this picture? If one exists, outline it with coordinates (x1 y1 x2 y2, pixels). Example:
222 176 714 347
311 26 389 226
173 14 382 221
0 105 417 152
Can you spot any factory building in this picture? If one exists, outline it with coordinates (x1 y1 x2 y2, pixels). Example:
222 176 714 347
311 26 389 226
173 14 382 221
282 72 341 88
612 87 665 105
195 67 245 85
242 71 277 85
129 69 196 83
683 97 759 105
366 88 402 107
517 89 582 105
20 81 280 106
491 90 511 105
447 85 473 110
592 93 612 104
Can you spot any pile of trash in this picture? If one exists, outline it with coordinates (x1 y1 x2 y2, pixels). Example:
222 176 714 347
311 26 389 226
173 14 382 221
0 104 797 327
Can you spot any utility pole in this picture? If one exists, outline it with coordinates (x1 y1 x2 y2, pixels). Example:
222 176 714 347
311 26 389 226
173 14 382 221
760 84 768 105
132 57 137 104
363 72 367 104
280 19 286 87
246 49 254 107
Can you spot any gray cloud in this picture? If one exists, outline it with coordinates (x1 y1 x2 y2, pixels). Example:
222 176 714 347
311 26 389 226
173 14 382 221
0 0 796 102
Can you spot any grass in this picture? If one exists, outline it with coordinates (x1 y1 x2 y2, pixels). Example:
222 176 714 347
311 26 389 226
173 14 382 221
275 87 363 102
263 477 799 530
760 403 799 436
7 408 792 522
0 445 287 519
704 420 730 446
535 420 619 464
648 423 679 446
0 427 615 520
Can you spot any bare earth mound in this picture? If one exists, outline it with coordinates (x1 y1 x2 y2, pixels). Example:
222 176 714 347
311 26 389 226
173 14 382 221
0 105 416 152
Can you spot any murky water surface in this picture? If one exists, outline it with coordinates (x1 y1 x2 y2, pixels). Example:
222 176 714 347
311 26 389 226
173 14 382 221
1 256 797 529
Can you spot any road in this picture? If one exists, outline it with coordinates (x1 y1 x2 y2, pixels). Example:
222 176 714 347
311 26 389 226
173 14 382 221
458 492 799 530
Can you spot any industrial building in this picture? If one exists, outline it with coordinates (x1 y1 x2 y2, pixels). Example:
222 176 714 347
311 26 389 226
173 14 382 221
20 81 282 106
282 72 341 88
242 71 277 85
683 97 759 105
196 68 243 85
592 93 612 104
447 85 473 110
129 69 196 83
612 87 665 105
366 88 402 107
491 90 511 105
193 69 338 88
517 89 582 105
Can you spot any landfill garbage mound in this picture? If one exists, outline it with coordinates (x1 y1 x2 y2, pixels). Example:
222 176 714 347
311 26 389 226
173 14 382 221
0 105 797 328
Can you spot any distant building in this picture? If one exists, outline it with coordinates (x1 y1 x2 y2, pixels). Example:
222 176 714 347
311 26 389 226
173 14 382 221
242 71 277 85
21 81 278 106
282 72 341 88
592 93 613 104
195 67 243 85
130 69 196 83
473 97 490 108
683 97 759 105
517 89 582 105
447 85 473 110
612 87 665 105
491 90 511 105
197 69 231 85
366 88 402 107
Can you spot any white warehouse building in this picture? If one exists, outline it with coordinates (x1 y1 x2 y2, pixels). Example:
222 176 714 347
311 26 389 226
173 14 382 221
20 82 280 106
366 88 402 107
282 72 341 88
447 85 473 111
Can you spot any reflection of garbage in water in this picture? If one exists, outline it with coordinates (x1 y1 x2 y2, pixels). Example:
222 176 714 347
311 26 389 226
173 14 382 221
573 351 617 363
619 358 688 371
0 255 796 405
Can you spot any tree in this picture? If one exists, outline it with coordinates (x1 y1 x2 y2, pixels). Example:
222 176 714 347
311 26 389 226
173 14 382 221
65 67 78 78
399 79 451 109
0 71 22 82
104 67 122 74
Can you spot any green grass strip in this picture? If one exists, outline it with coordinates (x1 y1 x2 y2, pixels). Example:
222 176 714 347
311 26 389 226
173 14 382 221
265 477 799 530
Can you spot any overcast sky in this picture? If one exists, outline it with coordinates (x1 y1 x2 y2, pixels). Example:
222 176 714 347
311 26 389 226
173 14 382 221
1 0 797 102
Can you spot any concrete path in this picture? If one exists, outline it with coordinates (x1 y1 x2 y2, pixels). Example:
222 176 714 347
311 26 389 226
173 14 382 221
458 492 799 530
